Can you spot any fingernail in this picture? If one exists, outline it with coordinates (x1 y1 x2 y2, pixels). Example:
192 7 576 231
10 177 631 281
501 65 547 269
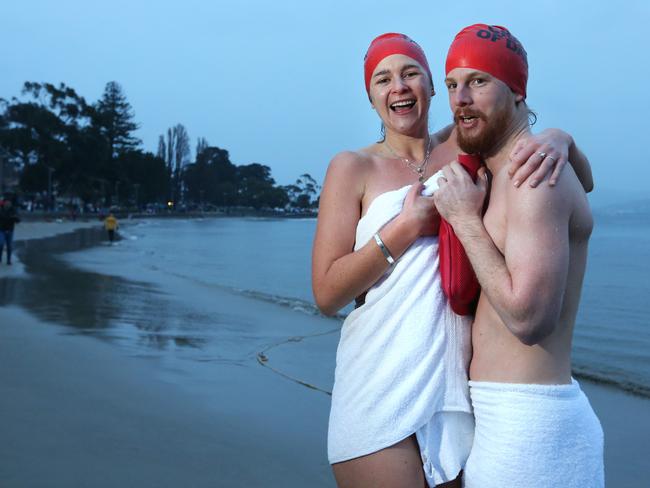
530 180 538 186
513 180 520 187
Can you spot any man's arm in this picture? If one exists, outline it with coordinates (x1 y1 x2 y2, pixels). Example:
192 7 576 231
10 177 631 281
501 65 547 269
434 163 572 345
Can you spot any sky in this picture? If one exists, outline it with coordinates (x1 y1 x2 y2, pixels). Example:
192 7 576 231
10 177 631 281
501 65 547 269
2 0 648 207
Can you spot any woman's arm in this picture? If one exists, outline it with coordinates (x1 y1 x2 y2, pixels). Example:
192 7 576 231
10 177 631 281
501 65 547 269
508 128 594 192
312 152 439 316
438 125 593 192
432 124 454 144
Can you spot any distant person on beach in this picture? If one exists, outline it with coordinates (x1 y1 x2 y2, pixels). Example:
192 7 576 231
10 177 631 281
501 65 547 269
104 213 118 243
433 24 603 487
312 32 594 488
0 199 20 265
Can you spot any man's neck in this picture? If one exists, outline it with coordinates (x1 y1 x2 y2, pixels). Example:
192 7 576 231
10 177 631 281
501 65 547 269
484 114 530 175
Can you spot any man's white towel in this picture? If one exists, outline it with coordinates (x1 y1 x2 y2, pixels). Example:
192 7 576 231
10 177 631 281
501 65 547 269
327 182 473 484
464 379 604 488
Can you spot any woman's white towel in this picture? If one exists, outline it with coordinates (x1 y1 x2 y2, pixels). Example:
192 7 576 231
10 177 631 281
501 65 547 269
327 182 473 484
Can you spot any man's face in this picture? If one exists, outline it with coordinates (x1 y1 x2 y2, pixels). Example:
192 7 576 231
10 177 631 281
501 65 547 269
445 68 521 155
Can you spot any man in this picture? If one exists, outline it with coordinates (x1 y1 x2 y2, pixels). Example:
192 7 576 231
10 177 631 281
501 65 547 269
0 199 20 265
433 25 604 487
104 212 118 243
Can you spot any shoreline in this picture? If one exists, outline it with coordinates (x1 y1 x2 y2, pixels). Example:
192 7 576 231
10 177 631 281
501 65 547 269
14 208 317 224
1 224 649 487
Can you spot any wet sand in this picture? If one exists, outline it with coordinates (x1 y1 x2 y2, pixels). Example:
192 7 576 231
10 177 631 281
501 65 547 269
1 223 335 487
14 219 101 241
1 225 649 487
0 303 336 488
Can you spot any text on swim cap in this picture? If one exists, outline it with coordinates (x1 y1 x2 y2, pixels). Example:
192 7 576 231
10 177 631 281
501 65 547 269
476 26 527 65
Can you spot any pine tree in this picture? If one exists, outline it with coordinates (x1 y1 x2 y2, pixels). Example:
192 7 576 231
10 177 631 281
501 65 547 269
95 81 141 160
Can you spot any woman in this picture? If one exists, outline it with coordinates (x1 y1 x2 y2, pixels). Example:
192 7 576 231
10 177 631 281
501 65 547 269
312 33 592 488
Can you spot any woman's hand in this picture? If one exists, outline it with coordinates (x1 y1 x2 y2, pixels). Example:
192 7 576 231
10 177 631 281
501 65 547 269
508 128 573 188
398 182 441 237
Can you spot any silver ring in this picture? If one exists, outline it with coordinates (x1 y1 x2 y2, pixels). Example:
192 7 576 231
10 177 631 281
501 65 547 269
538 151 547 159
547 155 557 163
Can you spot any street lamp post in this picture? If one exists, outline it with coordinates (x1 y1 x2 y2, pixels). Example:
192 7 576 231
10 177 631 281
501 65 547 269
114 181 120 207
0 151 5 196
47 166 54 211
133 183 140 211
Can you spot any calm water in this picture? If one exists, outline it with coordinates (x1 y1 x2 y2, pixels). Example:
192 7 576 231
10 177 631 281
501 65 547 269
24 216 650 398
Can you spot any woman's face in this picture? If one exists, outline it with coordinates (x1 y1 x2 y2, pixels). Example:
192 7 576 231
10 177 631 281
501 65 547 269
368 54 433 137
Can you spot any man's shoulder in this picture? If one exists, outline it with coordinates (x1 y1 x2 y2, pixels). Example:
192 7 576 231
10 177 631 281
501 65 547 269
504 166 585 222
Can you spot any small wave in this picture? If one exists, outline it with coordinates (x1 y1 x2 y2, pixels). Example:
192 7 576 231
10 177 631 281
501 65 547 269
155 268 346 321
573 367 650 398
233 288 346 320
256 327 339 396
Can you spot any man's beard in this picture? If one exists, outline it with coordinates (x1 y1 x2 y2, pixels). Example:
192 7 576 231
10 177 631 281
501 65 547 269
454 105 512 156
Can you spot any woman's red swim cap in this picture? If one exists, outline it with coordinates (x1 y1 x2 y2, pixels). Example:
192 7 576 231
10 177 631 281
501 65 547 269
364 33 432 94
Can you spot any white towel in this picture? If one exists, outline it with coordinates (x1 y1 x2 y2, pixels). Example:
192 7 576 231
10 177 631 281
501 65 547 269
328 182 473 476
464 379 604 488
421 170 444 197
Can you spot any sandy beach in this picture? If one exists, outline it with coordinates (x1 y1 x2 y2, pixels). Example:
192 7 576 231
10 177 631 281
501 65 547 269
1 223 649 487
1 221 336 487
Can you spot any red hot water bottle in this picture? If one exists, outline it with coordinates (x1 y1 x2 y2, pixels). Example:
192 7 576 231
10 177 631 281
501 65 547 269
438 154 483 315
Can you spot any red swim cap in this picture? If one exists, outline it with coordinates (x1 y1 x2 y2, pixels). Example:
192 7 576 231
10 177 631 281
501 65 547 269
364 33 432 94
445 24 528 98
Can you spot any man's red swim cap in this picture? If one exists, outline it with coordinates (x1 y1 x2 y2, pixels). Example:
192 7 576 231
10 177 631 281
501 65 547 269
445 24 528 99
364 33 432 94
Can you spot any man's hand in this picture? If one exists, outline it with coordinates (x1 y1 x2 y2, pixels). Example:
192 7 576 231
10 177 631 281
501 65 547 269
433 161 488 228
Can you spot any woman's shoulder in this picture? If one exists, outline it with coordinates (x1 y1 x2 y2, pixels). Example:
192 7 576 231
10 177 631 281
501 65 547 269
332 141 387 167
326 146 381 179
322 146 385 199
330 146 377 165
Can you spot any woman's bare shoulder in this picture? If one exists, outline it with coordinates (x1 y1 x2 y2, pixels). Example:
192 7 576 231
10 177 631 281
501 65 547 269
325 146 381 186
329 145 379 167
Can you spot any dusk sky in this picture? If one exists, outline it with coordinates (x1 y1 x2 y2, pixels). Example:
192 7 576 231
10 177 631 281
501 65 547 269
2 0 648 206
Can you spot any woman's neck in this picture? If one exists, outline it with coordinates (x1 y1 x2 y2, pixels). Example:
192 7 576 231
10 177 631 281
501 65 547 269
383 128 430 161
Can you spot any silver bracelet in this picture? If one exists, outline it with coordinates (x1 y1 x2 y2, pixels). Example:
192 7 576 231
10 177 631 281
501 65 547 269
373 233 395 265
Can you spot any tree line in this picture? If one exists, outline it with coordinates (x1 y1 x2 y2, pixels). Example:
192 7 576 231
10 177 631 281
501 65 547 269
0 81 319 211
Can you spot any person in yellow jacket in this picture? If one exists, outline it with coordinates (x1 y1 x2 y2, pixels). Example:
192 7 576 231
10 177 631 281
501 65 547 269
104 213 118 242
